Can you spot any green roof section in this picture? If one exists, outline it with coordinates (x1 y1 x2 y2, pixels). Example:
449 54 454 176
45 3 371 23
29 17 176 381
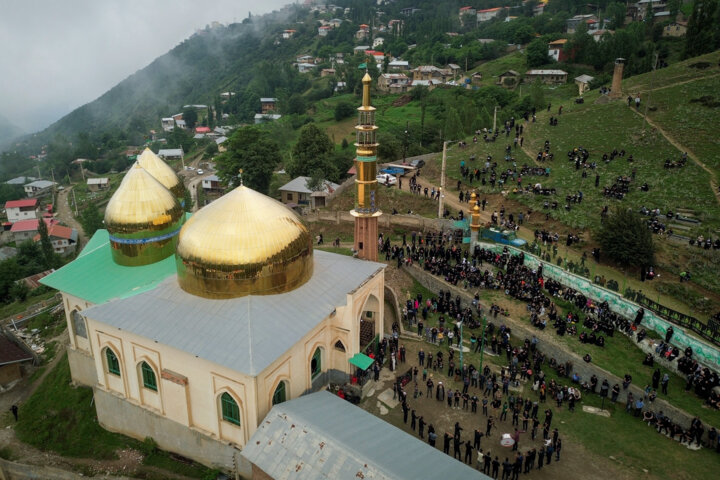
349 352 375 371
40 229 178 304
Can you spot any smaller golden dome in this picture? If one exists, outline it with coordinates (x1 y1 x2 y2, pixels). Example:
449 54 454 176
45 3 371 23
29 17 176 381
473 204 480 213
176 185 313 299
136 148 184 199
105 165 184 266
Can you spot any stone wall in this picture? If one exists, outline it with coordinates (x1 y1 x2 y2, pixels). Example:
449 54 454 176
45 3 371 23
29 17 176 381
93 388 251 477
66 346 97 387
405 264 713 429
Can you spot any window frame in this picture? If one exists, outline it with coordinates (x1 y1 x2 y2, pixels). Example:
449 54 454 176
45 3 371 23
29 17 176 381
311 348 322 380
105 348 120 376
272 381 286 406
220 392 241 426
140 361 158 391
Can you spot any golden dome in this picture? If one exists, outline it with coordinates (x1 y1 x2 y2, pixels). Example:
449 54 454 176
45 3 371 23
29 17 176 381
136 148 184 199
105 165 184 266
176 185 313 299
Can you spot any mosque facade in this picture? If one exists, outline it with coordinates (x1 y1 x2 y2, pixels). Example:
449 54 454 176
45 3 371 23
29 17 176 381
42 148 385 474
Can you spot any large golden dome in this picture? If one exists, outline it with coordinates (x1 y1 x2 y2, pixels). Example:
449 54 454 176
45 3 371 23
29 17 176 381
136 148 184 199
176 185 313 299
105 164 184 266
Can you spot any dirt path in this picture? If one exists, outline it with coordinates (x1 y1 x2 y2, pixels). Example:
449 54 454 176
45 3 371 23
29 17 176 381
56 187 86 245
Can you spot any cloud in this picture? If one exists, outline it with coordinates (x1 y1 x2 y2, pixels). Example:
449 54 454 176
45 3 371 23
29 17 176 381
0 0 289 133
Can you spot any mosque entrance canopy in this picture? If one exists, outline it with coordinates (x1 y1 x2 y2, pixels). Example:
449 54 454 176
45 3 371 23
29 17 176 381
349 352 374 371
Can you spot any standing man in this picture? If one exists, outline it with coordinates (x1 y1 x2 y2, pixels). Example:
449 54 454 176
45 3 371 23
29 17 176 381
10 405 19 422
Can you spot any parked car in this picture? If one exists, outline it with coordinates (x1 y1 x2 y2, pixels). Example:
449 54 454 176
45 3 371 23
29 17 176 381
409 158 425 169
480 227 527 247
376 173 397 186
197 170 204 175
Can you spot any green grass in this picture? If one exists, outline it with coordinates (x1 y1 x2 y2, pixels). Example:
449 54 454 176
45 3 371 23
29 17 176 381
550 392 720 480
468 52 527 88
16 353 137 459
327 180 440 218
142 451 218 479
0 289 59 321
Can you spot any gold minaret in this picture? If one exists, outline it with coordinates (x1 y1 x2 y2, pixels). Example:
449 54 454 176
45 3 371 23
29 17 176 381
350 72 381 261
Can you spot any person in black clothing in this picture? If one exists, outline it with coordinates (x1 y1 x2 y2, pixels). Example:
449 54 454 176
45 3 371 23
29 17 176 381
537 446 545 469
443 432 451 454
10 405 18 422
411 409 417 430
453 436 462 460
487 417 494 436
483 451 492 475
402 401 409 423
501 458 512 480
474 429 484 450
465 440 474 465
418 416 426 438
492 456 500 479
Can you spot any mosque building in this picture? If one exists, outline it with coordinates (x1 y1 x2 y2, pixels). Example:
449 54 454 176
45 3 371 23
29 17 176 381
42 146 385 474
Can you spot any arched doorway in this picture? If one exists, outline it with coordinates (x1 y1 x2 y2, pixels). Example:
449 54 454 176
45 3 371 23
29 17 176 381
359 294 380 355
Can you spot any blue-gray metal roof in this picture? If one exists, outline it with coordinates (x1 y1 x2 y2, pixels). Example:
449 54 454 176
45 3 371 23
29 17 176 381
83 251 384 376
243 391 489 480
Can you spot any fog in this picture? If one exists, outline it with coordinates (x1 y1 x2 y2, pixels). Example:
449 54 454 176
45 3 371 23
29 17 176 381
0 0 289 134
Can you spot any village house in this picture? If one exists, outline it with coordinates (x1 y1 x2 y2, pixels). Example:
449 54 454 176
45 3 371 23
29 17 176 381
477 7 505 22
388 60 410 71
412 65 452 82
260 98 278 114
497 70 520 88
161 117 175 132
471 71 484 85
0 334 35 387
4 198 38 223
279 176 339 210
525 69 568 84
356 24 370 40
548 39 569 62
281 29 296 39
10 218 57 243
321 68 336 77
34 224 78 256
201 175 225 195
459 6 477 22
662 21 687 37
354 45 370 54
533 3 546 16
410 79 444 90
87 178 110 192
372 37 384 48
591 29 613 42
5 176 36 186
566 14 599 33
574 74 595 95
23 180 56 198
158 149 184 162
377 73 411 93
297 62 317 73
318 25 332 36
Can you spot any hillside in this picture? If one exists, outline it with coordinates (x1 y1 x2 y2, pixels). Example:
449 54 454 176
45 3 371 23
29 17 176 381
0 113 24 148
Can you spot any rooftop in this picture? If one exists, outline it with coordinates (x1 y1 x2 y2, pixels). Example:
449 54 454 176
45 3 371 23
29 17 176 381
80 251 383 376
243 391 488 480
279 176 340 195
40 229 178 304
10 218 56 233
0 335 33 366
86 178 109 185
526 69 568 75
5 198 38 209
33 224 77 242
24 180 55 189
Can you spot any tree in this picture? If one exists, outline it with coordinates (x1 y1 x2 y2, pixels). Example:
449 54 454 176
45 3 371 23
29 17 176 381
37 218 56 269
287 123 335 179
80 203 104 237
684 0 720 58
595 208 655 268
334 101 356 121
216 126 281 194
443 107 463 141
182 108 198 130
606 2 628 30
526 38 549 68
529 80 546 109
183 188 194 213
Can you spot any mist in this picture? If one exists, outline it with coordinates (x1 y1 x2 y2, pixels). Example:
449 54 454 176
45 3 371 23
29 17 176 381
0 0 290 134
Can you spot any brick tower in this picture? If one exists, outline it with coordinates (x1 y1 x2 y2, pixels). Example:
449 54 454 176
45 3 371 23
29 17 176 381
350 73 381 261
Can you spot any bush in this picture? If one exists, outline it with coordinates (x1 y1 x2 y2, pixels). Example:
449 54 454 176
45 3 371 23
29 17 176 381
334 101 355 121
595 207 654 268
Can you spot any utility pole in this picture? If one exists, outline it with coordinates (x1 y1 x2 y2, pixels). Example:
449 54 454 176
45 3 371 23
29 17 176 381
439 141 448 218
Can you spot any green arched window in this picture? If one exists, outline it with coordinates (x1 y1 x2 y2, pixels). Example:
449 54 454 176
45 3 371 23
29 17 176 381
272 381 286 405
141 362 157 391
221 392 241 426
311 348 322 380
105 348 120 376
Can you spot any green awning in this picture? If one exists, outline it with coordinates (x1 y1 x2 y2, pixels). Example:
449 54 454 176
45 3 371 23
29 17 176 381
358 62 367 69
349 353 374 370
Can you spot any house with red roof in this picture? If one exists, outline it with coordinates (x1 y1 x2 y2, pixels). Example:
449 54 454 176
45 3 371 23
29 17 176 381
33 223 78 255
0 334 35 386
10 218 58 243
477 7 506 22
4 198 38 223
195 126 212 134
